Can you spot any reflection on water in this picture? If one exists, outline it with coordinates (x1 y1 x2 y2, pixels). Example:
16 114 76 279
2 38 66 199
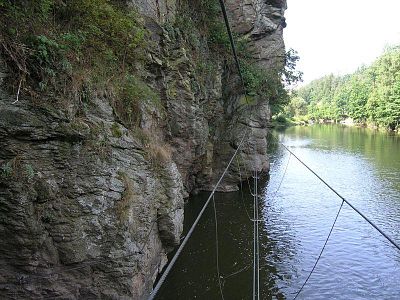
157 125 400 299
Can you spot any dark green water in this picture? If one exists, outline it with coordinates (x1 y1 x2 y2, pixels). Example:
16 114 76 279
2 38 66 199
156 125 400 299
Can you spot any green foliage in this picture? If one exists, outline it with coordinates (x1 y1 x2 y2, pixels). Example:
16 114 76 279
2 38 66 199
242 60 288 107
285 96 307 117
274 114 288 123
24 164 35 180
27 35 69 88
241 49 302 111
58 1 147 63
115 75 161 128
0 161 13 179
197 0 229 49
174 0 229 52
283 49 303 86
111 123 123 138
289 46 400 129
0 158 35 181
0 0 148 96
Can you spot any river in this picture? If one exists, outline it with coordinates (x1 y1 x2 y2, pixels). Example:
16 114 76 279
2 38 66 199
156 125 400 299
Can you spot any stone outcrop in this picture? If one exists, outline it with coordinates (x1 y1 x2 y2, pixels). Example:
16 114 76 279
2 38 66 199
226 0 287 69
0 58 184 299
0 0 286 299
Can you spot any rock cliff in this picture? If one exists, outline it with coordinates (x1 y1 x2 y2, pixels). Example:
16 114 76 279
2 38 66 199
0 0 286 299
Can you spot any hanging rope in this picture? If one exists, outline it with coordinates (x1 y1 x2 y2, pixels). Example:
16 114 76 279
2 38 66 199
292 200 345 300
236 156 252 220
252 166 261 300
255 169 260 300
212 194 225 300
218 0 246 87
268 153 291 203
272 135 400 252
148 129 250 300
252 169 257 300
216 2 265 298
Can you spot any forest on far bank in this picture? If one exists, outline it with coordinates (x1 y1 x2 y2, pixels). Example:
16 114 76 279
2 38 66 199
284 46 400 130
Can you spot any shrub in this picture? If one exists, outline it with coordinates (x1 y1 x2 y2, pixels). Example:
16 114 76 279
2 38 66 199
0 0 148 98
114 75 161 128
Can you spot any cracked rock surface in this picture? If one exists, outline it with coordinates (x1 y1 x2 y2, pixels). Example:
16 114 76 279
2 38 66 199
0 0 286 299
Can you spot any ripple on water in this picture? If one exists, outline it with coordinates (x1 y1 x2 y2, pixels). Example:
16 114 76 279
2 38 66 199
265 126 400 299
157 126 400 300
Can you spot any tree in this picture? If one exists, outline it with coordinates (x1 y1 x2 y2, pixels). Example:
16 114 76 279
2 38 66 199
287 46 400 129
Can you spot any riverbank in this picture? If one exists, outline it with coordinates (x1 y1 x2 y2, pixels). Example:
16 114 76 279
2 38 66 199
271 115 400 134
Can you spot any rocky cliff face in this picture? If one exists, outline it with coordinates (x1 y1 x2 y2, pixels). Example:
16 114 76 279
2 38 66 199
0 1 286 299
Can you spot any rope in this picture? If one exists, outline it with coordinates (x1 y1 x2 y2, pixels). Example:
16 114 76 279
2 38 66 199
223 264 251 281
272 135 400 252
214 0 400 280
217 0 246 88
217 3 265 296
148 128 249 300
252 169 256 300
251 158 261 300
268 153 291 203
292 200 345 300
236 156 252 220
238 151 256 197
212 194 225 300
255 169 260 300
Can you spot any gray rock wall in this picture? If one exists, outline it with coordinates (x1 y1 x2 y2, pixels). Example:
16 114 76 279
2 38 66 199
0 57 184 299
226 0 287 69
0 0 286 299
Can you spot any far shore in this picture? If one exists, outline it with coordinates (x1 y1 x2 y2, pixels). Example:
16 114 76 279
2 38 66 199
271 117 400 134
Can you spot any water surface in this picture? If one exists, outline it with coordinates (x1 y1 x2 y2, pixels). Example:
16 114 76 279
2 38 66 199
157 125 400 299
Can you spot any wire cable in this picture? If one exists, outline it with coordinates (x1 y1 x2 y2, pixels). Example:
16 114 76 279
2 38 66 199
236 156 252 220
212 194 225 300
148 128 250 300
268 153 291 203
252 169 256 300
292 200 345 300
217 0 246 87
255 169 260 300
238 151 256 197
271 134 400 252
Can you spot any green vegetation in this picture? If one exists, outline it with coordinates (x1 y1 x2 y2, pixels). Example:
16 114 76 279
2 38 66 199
0 157 35 181
0 0 150 106
1 0 301 130
0 161 13 179
174 0 302 110
286 46 400 130
115 75 162 128
174 0 230 52
111 123 123 138
240 47 302 112
270 114 294 128
171 0 230 94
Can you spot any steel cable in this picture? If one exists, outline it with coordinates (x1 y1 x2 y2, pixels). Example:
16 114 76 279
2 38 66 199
212 194 225 300
148 128 250 300
292 200 345 300
271 134 400 252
